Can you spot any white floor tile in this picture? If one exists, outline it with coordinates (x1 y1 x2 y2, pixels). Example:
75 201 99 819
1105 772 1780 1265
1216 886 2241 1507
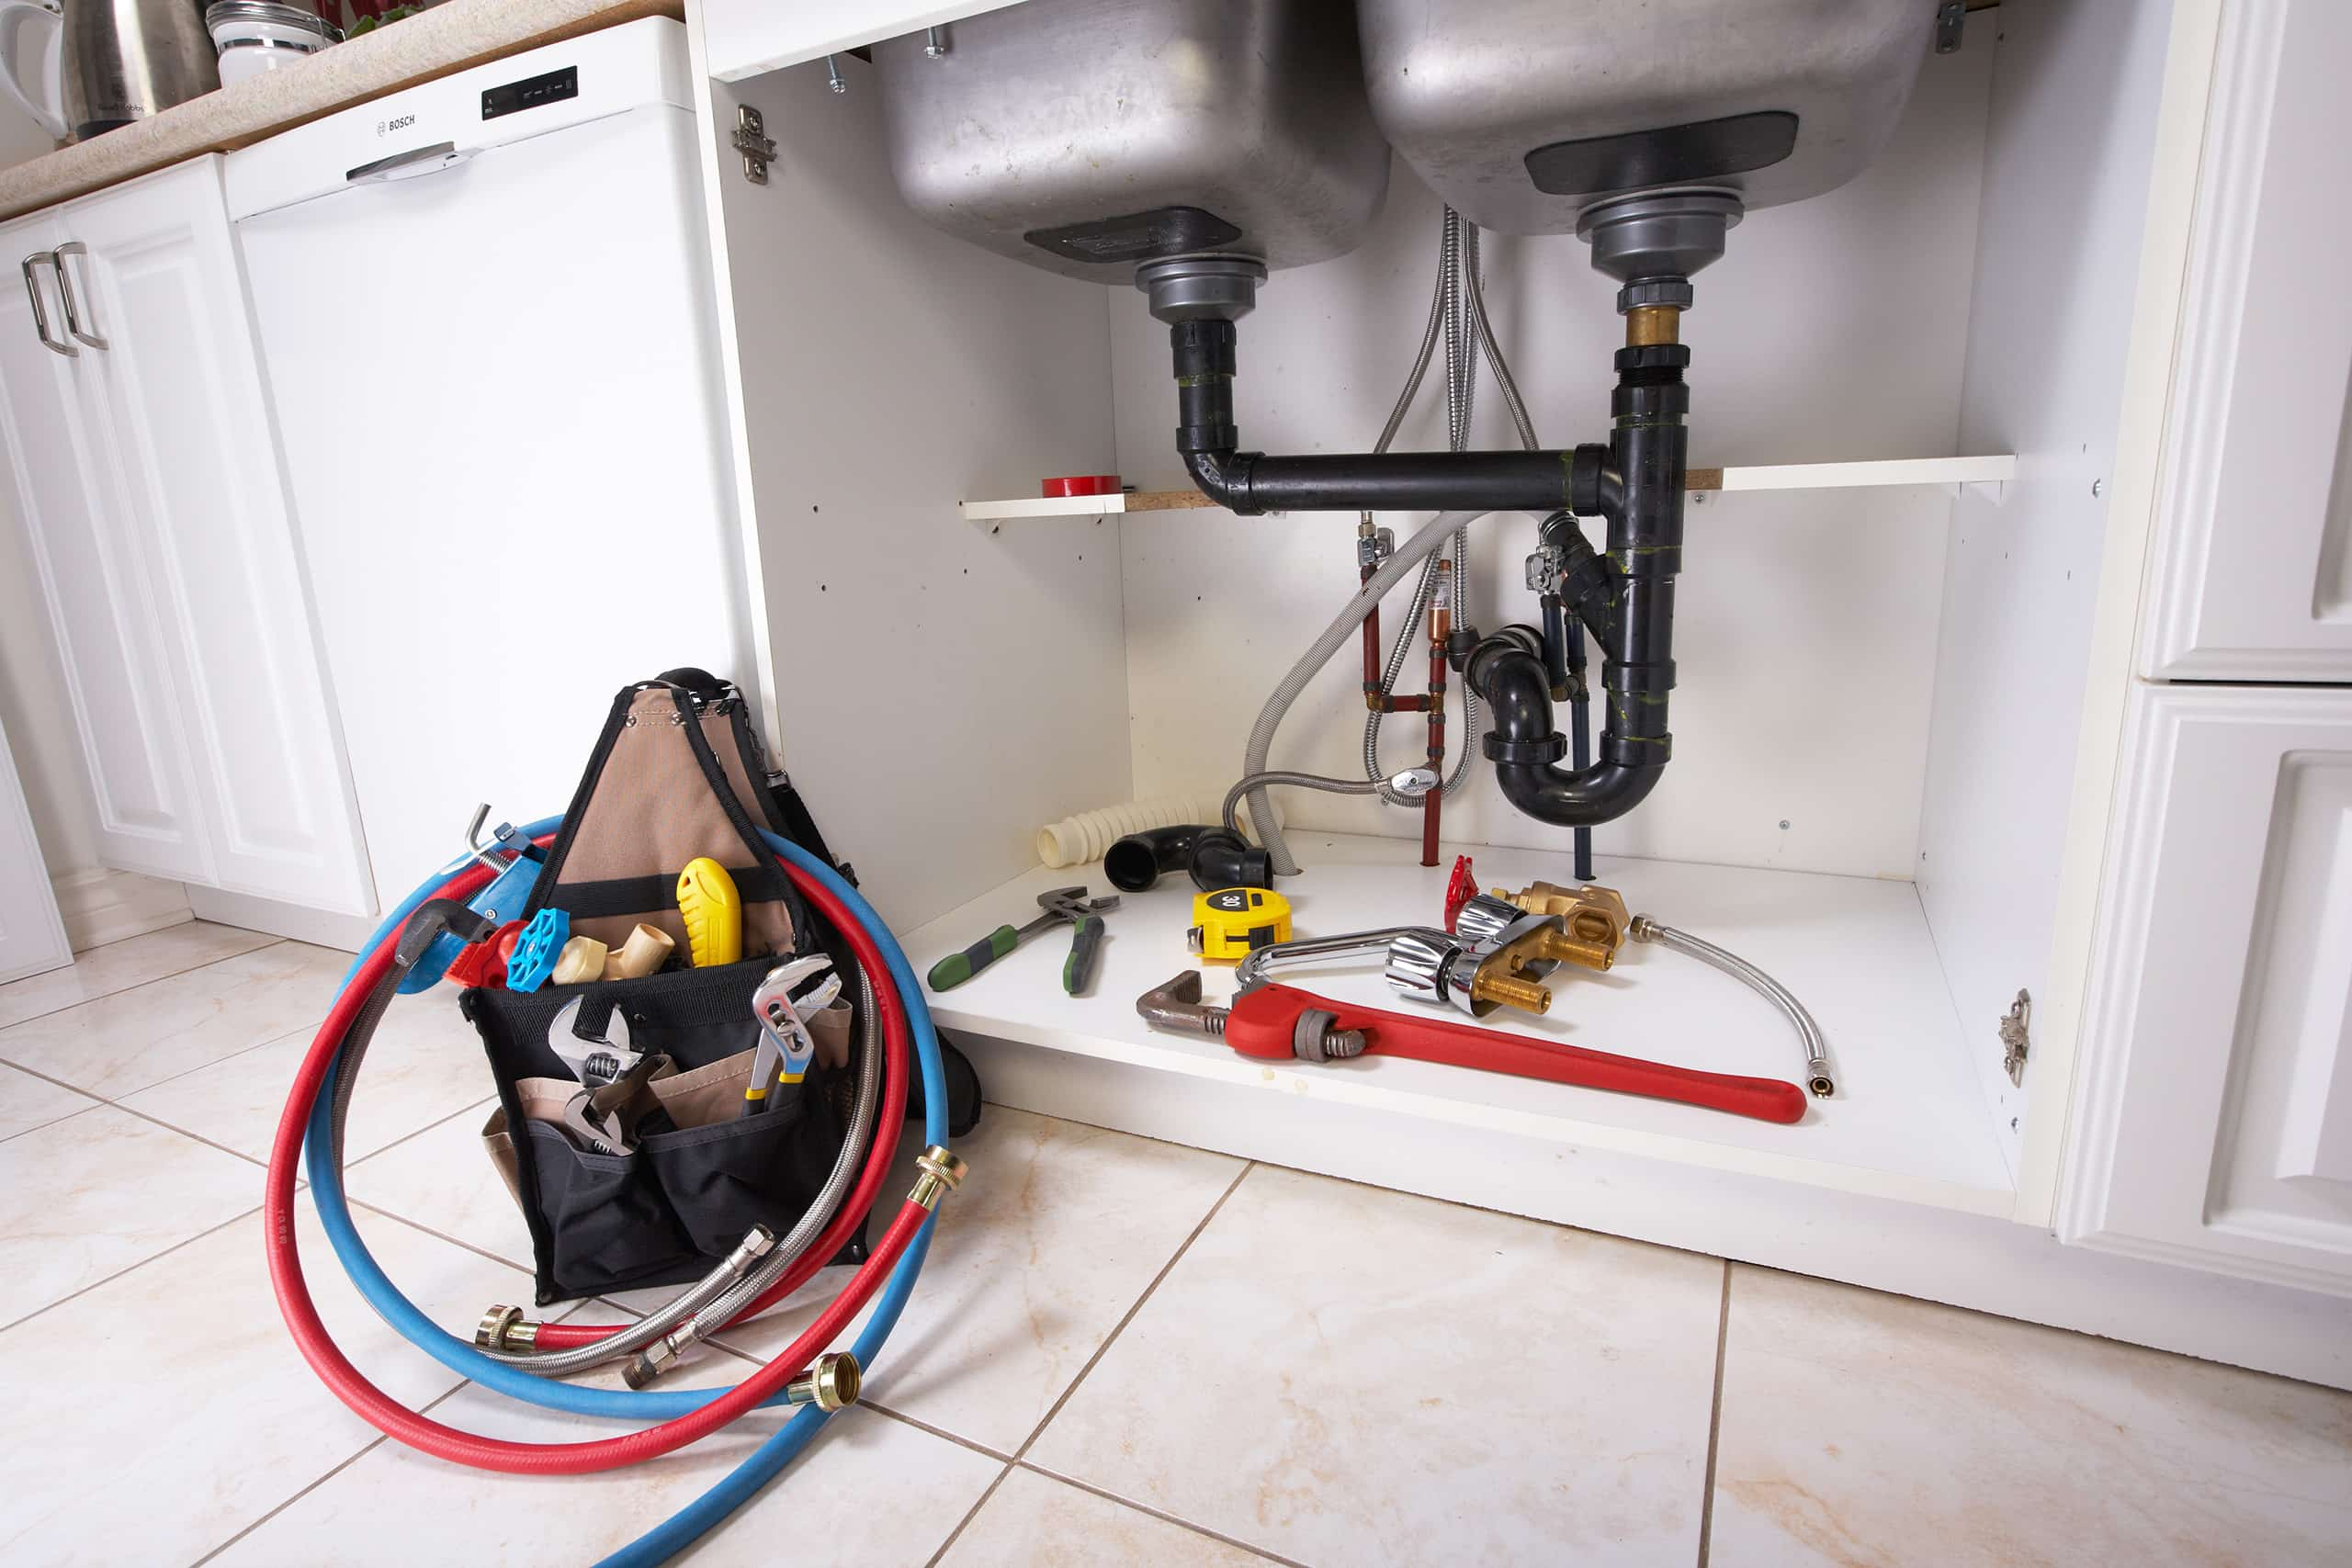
696 1107 1244 1455
944 1465 1273 1567
0 1062 97 1143
0 940 347 1098
0 919 276 1032
213 1369 1005 1566
121 985 494 1162
0 1105 260 1325
1026 1164 1724 1567
1709 1265 2352 1567
0 1201 537 1567
342 1093 534 1268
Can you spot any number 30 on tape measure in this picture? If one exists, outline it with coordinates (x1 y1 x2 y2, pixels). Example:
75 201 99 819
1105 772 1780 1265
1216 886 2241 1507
1185 886 1293 963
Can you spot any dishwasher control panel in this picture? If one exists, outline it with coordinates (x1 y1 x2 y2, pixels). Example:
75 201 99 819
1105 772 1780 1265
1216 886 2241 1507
482 65 579 122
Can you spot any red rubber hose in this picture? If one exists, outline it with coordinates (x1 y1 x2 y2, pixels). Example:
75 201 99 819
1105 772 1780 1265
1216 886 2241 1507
265 854 929 1474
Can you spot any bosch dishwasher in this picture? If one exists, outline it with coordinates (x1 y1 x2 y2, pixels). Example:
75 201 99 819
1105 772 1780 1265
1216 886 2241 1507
224 18 753 916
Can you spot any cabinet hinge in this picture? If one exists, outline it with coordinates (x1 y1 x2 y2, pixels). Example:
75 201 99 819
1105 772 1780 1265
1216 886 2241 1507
732 106 777 185
1934 1 1966 54
1998 988 2030 1087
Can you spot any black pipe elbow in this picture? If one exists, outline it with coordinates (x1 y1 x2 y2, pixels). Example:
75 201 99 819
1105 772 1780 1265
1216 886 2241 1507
1182 448 1252 513
1465 642 1664 828
1103 825 1272 894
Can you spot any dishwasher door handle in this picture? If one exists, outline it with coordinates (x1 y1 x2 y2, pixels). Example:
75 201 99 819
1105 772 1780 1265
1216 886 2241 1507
345 141 476 184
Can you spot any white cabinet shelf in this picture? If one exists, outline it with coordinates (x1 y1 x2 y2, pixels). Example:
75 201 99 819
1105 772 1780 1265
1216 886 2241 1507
905 832 2014 1213
956 455 2018 521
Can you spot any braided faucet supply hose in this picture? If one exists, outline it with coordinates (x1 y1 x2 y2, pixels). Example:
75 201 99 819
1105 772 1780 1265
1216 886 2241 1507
271 822 953 1563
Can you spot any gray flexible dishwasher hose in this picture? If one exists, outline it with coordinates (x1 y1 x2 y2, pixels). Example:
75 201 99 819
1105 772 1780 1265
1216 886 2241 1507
1219 770 1380 838
1242 507 1498 874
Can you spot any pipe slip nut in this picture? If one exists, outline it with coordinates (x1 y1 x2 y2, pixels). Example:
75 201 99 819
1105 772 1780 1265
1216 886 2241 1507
910 1145 969 1211
475 1304 539 1353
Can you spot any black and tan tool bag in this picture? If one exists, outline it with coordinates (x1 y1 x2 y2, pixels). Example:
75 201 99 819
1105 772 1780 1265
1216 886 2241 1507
456 671 983 1305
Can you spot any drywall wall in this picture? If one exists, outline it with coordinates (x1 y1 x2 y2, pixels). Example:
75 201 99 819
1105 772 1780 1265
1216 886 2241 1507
1108 30 1996 882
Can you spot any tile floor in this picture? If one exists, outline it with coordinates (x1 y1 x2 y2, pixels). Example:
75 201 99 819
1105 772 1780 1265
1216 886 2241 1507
2 921 2348 1566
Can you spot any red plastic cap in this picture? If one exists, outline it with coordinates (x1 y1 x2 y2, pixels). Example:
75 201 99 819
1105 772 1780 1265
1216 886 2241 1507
1043 474 1123 497
1442 854 1477 932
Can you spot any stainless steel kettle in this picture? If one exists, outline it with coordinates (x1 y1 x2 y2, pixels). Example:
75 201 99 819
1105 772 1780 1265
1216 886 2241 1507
0 0 219 142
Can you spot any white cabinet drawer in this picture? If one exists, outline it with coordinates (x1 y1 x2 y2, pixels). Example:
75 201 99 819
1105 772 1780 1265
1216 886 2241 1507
2059 682 2352 1294
2139 0 2352 680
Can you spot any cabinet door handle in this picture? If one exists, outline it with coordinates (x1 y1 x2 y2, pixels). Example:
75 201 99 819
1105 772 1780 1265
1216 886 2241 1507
19 252 74 357
51 241 105 350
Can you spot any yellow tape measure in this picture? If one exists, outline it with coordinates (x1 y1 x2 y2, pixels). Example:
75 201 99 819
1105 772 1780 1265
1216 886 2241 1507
1186 886 1293 963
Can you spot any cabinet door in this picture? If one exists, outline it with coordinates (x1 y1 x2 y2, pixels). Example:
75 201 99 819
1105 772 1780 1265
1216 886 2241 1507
2059 683 2352 1295
2139 0 2352 681
0 207 216 884
0 711 72 983
62 160 374 915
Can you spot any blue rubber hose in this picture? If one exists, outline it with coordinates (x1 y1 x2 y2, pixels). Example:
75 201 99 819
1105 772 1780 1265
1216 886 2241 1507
301 826 948 1560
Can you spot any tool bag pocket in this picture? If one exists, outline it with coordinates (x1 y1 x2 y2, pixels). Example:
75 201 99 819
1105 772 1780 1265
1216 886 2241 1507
464 959 848 1305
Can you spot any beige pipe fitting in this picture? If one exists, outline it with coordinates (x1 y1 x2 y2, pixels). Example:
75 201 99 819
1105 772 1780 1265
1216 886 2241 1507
551 935 607 987
608 921 674 981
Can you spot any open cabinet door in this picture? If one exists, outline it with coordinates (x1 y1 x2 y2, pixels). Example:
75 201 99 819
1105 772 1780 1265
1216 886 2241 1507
0 712 72 983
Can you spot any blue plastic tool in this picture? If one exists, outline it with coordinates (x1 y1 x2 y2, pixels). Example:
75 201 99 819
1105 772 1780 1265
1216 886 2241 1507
504 907 568 992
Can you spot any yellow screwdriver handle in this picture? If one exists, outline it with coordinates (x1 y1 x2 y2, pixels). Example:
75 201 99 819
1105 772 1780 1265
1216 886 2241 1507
676 857 743 967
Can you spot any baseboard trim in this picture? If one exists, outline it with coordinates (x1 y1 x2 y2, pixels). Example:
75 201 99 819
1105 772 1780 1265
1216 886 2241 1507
51 866 192 952
183 883 372 953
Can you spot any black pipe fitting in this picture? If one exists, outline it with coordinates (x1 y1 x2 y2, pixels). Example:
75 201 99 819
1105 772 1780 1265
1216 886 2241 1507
1103 825 1272 895
1169 323 1580 516
1162 302 1693 835
1462 339 1690 828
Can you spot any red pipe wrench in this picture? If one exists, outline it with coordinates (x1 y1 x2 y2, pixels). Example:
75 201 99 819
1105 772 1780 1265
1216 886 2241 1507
1137 971 1806 1124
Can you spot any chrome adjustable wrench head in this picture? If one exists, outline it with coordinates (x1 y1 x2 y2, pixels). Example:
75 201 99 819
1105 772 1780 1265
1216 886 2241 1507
548 996 640 1087
1037 886 1119 923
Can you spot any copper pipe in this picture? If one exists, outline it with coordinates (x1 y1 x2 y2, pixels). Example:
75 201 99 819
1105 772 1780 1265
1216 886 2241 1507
1422 559 1451 866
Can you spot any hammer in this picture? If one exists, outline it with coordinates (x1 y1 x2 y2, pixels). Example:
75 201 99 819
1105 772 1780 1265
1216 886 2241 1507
1134 970 1807 1123
926 886 1121 995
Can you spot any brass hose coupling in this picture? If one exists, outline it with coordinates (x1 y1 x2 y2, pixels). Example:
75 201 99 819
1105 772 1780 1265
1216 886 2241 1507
910 1145 968 1210
785 1350 863 1412
475 1304 539 1353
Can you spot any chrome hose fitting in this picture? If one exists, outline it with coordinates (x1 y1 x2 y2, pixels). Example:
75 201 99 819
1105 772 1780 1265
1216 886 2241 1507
909 1145 968 1210
723 1223 777 1278
621 1337 681 1391
475 1304 539 1353
784 1350 863 1412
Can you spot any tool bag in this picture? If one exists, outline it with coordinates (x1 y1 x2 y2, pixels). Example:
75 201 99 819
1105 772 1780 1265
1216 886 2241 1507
460 671 978 1305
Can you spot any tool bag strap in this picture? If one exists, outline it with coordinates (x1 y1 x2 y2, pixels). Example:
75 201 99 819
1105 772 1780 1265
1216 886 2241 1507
524 677 810 959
